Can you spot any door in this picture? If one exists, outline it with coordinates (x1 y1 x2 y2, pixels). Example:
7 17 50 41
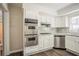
43 35 50 49
25 9 38 19
38 35 44 50
49 35 54 48
65 36 72 50
75 37 79 53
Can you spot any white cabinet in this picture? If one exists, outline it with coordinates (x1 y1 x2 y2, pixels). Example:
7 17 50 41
39 15 47 23
43 35 50 49
74 37 79 53
39 34 54 50
39 13 53 24
66 35 79 54
50 17 55 27
38 35 44 50
24 8 38 19
49 35 54 47
46 16 51 24
55 16 69 27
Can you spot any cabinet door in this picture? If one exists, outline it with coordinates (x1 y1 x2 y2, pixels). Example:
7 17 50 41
25 9 37 19
38 35 44 50
70 37 75 51
55 16 68 27
46 16 51 24
39 15 47 23
39 35 54 51
51 17 55 27
66 36 79 53
65 36 72 50
77 39 79 53
75 37 79 53
43 35 50 49
49 35 54 47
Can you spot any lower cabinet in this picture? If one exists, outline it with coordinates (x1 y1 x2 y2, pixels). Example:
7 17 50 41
39 34 54 50
65 36 79 54
24 34 54 55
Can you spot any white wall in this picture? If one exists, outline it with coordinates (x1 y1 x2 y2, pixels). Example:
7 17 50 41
8 4 23 53
1 3 10 55
3 12 10 55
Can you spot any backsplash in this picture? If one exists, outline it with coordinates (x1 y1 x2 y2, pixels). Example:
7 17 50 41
56 27 69 33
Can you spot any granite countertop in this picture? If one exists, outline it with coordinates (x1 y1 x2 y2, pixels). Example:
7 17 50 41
66 33 79 37
54 32 79 37
53 33 67 35
40 32 79 37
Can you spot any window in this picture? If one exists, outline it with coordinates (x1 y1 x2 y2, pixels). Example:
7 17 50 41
70 16 79 33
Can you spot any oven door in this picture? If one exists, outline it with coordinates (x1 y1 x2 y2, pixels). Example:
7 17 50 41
24 23 38 34
25 35 38 47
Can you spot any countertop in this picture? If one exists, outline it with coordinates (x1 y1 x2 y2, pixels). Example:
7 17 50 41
54 33 79 37
53 33 67 35
39 32 79 37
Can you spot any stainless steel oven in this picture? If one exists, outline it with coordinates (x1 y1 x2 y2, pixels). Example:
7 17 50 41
24 18 38 35
24 18 38 47
25 34 38 47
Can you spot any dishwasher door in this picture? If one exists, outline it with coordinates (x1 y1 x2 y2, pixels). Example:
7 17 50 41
54 35 65 49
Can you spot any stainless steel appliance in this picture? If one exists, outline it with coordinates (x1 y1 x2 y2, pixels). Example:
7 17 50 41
24 18 38 47
54 35 65 49
25 34 38 47
24 18 38 35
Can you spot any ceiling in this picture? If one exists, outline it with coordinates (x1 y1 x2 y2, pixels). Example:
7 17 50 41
35 3 71 11
11 3 71 11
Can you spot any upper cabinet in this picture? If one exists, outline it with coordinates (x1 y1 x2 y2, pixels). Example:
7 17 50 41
39 14 47 23
23 8 69 28
39 13 51 24
39 12 55 28
24 8 38 19
54 16 69 28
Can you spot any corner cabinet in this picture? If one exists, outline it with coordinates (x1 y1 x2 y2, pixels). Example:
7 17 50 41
65 35 79 55
54 16 69 28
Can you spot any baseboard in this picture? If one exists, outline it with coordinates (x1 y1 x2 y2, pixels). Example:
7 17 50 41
53 47 66 50
66 49 79 56
10 49 23 54
24 47 53 56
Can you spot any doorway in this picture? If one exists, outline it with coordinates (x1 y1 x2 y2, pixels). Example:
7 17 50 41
0 10 3 56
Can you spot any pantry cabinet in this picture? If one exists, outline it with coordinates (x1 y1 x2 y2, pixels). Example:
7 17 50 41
66 35 79 54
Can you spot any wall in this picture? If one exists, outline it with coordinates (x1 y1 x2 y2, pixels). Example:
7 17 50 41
3 11 10 55
8 4 23 52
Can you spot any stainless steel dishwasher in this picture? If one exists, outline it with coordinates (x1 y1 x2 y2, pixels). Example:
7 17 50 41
54 35 65 49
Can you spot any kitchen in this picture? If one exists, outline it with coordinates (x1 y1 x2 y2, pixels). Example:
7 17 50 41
0 3 79 56
23 3 79 56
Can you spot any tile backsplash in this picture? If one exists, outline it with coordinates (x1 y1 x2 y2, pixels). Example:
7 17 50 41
56 27 69 33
